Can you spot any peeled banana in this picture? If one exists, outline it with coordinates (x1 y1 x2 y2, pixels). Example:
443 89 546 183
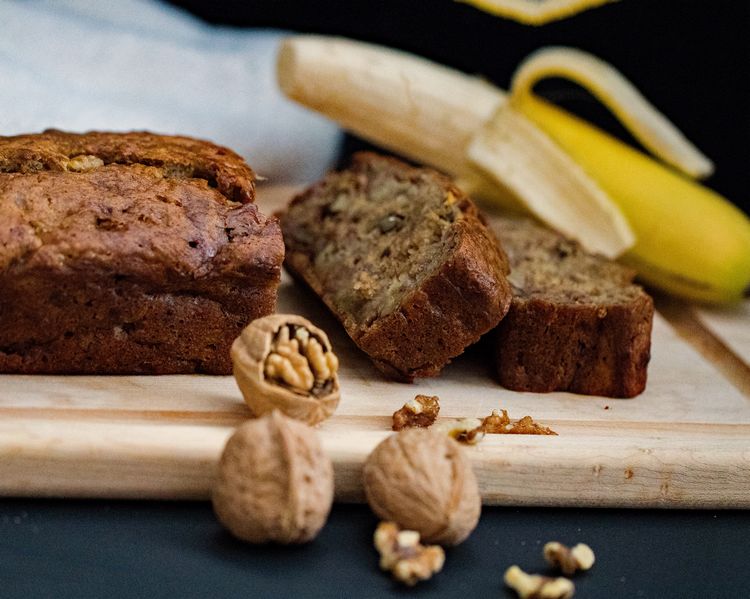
277 35 750 304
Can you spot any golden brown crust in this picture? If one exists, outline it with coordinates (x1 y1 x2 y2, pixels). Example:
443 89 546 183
0 130 282 374
0 129 256 203
281 153 512 381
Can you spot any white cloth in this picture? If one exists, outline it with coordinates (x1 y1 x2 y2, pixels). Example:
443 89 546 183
0 0 342 182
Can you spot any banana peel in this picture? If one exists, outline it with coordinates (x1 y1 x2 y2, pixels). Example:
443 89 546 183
277 36 750 304
509 47 750 303
514 94 750 303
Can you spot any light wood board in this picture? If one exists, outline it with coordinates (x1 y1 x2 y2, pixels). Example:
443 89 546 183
0 187 748 508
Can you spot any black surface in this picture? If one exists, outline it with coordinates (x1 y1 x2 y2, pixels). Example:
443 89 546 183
1 499 747 598
169 0 749 214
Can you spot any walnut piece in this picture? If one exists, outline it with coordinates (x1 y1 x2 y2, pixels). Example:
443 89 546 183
212 410 334 544
363 428 481 546
482 409 557 436
392 394 440 431
65 154 104 172
231 314 340 426
543 542 595 575
434 417 485 445
374 521 445 586
504 565 575 599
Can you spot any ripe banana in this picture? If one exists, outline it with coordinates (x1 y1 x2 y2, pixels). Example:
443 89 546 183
514 94 750 303
510 47 750 303
457 0 618 25
277 35 750 304
276 35 634 258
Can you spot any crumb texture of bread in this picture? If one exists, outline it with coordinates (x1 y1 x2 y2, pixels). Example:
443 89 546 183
280 153 512 381
492 216 653 398
0 130 283 374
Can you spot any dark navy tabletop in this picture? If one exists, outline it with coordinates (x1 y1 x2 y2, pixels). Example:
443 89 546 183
2 499 747 598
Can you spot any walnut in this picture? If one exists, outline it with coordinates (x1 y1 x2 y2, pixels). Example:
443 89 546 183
212 410 334 544
482 409 557 436
434 417 485 445
363 428 481 546
65 154 104 172
504 565 575 599
231 314 340 426
374 521 445 586
391 394 440 431
543 542 595 575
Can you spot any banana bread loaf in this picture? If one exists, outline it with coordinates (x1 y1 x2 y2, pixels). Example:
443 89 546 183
491 216 653 398
0 130 283 374
280 153 512 381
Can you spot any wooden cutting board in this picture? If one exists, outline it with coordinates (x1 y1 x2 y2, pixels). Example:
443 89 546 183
1 186 748 508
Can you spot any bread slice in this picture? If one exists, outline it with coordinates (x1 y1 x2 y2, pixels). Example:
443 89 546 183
0 130 283 374
280 153 512 381
491 216 653 398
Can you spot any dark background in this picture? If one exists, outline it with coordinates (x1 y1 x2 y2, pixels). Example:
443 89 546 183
2 498 748 599
170 0 749 213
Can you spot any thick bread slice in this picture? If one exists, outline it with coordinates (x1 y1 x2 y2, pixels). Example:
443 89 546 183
280 153 512 381
492 216 653 398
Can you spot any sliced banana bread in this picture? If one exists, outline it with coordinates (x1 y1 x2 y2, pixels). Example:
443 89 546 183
0 130 283 374
280 153 512 381
491 216 653 398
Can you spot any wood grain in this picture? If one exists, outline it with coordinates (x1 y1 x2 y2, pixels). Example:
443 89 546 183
0 189 748 508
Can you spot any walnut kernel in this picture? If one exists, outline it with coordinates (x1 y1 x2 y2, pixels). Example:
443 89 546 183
374 521 445 586
504 565 575 599
231 314 340 425
363 428 481 546
482 409 557 436
212 410 334 544
434 417 485 445
543 542 595 575
392 394 440 431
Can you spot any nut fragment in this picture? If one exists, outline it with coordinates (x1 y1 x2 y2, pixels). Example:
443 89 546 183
543 542 595 575
65 154 104 172
374 521 445 586
482 409 557 436
363 428 481 546
504 565 575 599
434 417 485 445
231 314 340 425
392 394 440 431
212 410 334 544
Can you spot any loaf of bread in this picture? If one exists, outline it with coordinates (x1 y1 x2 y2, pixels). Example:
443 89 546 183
491 216 653 398
280 153 512 381
0 130 283 374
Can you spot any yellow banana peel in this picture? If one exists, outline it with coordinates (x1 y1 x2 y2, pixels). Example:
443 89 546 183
510 50 750 304
277 36 750 304
457 0 618 25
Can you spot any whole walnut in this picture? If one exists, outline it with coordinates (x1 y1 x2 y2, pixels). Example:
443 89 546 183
212 410 334 544
363 428 481 546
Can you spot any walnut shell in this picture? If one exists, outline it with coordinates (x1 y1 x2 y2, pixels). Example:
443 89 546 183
231 314 340 426
363 428 481 546
212 410 334 544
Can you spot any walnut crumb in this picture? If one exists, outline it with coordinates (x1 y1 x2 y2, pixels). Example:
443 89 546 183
392 395 440 431
504 565 574 599
434 418 485 445
482 410 557 436
374 521 445 586
543 541 595 575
